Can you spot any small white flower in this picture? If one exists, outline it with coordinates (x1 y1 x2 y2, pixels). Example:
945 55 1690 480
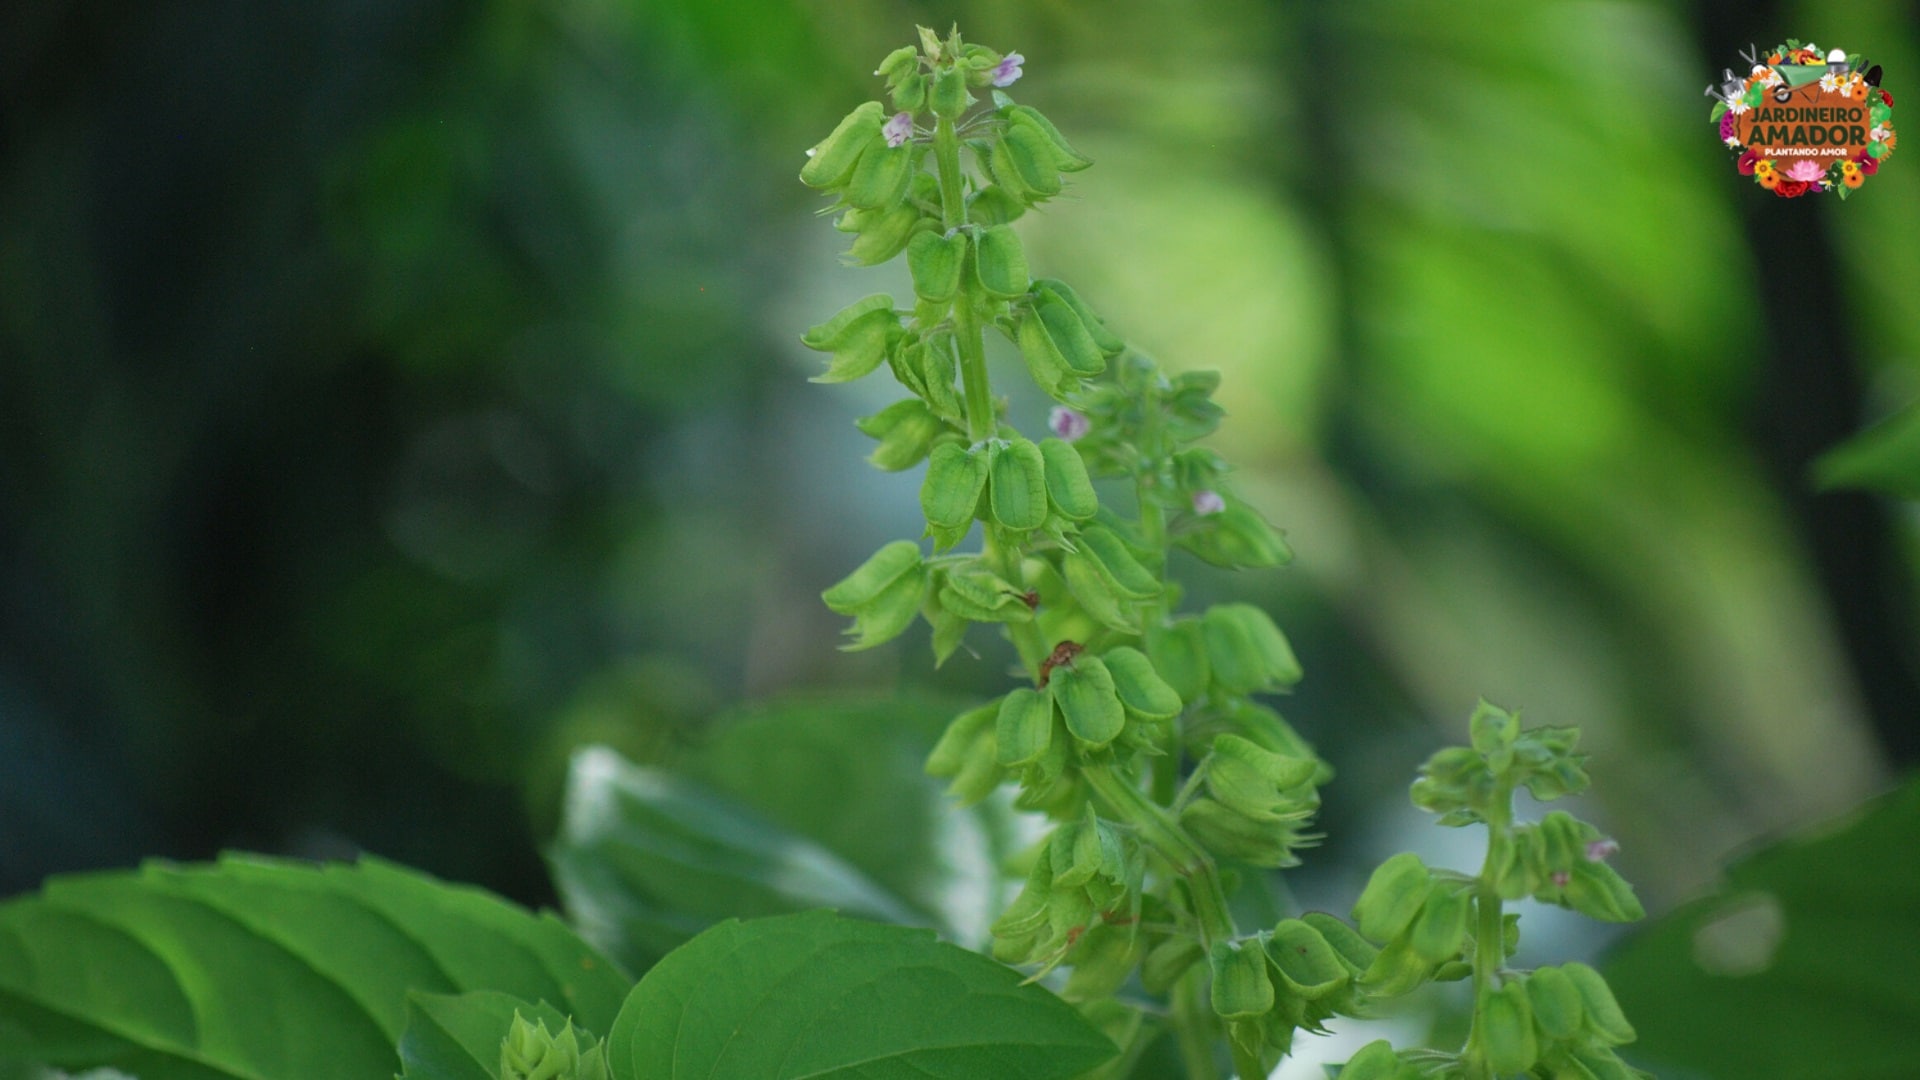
1727 97 1750 115
1759 69 1783 87
1872 123 1891 141
991 52 1024 88
1819 72 1841 93
1191 490 1226 516
1724 135 1742 147
1048 406 1091 441
882 111 914 148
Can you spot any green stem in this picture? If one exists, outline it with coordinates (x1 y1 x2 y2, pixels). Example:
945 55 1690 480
1463 779 1515 1079
933 115 966 231
1173 967 1224 1080
1082 764 1235 948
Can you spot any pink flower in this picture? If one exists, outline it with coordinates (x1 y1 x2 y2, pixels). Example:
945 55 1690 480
1551 870 1571 889
882 112 913 148
1048 406 1090 441
991 52 1024 88
1784 159 1824 183
1719 111 1737 142
1737 148 1759 175
1858 152 1880 175
1585 838 1620 863
1192 490 1226 516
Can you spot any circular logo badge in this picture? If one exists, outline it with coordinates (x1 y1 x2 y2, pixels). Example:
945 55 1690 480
1708 40 1894 199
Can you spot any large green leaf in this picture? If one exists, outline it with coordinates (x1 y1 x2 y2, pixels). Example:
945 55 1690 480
0 855 629 1080
549 695 1020 974
1603 776 1920 1078
548 746 924 976
603 910 1117 1079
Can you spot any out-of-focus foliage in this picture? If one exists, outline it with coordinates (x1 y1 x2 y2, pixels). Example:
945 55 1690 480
1603 774 1920 1078
548 694 1019 975
2 0 1915 1040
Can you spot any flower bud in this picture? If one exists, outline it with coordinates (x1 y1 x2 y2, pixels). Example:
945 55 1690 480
1077 525 1160 600
1409 881 1471 964
1178 501 1293 569
1101 646 1182 721
1032 279 1122 356
995 687 1055 767
920 442 988 547
801 294 898 383
1006 106 1092 171
939 565 1032 623
821 541 926 650
1480 981 1539 1074
1332 1040 1405 1080
1048 548 1126 635
844 141 916 211
906 229 965 303
800 101 886 189
967 184 1026 226
1201 603 1303 695
1049 652 1125 749
1563 861 1645 923
998 121 1064 198
1015 306 1075 401
1469 699 1520 774
889 74 927 113
930 65 973 118
1358 933 1434 997
875 45 919 81
1033 296 1107 376
915 25 943 61
987 437 1049 531
1526 964 1585 1041
1265 919 1348 999
1144 618 1209 704
822 540 921 615
1353 852 1432 944
1565 1046 1639 1080
972 224 1030 299
501 1012 606 1080
1562 963 1635 1045
1037 437 1097 520
858 399 944 471
1300 912 1378 977
1210 938 1276 1021
1179 796 1301 867
843 202 924 266
1205 734 1317 822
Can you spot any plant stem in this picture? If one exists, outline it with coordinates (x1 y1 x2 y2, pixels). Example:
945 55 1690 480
1082 764 1235 948
1463 778 1515 1080
931 113 993 445
933 115 967 231
1173 967 1224 1080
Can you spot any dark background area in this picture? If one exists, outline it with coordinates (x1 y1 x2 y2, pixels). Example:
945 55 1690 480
3 0 1915 942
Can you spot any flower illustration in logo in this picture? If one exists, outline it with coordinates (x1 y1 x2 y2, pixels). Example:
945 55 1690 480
1711 39 1893 200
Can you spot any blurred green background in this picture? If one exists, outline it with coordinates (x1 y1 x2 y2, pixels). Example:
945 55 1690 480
3 0 1915 997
